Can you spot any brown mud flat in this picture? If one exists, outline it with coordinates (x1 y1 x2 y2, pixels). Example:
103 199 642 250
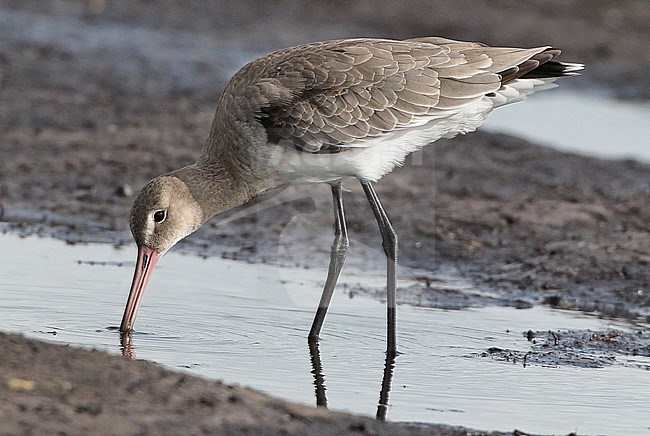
1 0 649 434
0 332 484 436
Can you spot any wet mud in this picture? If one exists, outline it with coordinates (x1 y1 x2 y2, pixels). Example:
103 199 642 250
1 0 649 434
481 328 650 369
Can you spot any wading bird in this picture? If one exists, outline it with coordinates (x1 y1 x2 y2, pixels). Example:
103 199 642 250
120 37 582 353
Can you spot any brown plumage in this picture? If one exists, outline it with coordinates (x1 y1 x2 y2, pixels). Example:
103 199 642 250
203 38 580 157
121 37 583 354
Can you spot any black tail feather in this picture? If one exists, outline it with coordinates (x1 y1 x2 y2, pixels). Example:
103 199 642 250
500 48 584 84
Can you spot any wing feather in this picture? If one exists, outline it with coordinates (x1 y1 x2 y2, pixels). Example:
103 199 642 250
204 37 578 156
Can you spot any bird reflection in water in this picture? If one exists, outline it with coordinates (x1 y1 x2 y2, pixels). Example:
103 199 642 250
120 332 398 421
120 331 135 358
308 339 398 421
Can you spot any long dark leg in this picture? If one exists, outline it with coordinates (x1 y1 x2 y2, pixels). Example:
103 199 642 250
360 180 398 354
376 349 397 420
308 182 349 341
308 340 328 408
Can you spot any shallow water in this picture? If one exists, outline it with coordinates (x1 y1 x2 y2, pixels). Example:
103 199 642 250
2 232 649 434
483 91 650 163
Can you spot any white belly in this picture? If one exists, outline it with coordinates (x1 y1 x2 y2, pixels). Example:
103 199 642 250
272 97 494 184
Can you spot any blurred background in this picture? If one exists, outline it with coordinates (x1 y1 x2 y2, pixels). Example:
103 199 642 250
2 0 648 101
1 0 648 226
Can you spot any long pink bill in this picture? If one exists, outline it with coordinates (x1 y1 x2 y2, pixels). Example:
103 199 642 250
120 245 161 333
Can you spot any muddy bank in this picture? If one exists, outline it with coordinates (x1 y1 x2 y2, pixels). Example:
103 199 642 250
1 332 490 436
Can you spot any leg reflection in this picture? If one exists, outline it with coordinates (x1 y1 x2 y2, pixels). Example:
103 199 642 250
308 339 328 408
308 339 399 419
376 350 398 421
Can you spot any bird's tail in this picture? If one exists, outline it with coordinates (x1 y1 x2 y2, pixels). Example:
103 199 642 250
489 49 584 107
503 49 584 83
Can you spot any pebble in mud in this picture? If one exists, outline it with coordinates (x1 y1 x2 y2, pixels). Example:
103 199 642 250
115 184 133 197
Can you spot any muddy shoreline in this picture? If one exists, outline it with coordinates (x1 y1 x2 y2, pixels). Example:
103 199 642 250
1 0 649 434
1 332 483 436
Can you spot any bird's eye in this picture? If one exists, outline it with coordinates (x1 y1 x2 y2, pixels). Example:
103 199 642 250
153 210 167 223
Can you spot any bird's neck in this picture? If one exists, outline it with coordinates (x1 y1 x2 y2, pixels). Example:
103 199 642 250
170 162 256 225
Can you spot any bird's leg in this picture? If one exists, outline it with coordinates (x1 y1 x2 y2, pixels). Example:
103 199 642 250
376 348 398 420
308 339 328 408
360 180 398 354
308 182 349 341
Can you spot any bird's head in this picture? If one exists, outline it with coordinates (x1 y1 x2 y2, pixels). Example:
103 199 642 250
120 175 203 333
129 175 204 255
